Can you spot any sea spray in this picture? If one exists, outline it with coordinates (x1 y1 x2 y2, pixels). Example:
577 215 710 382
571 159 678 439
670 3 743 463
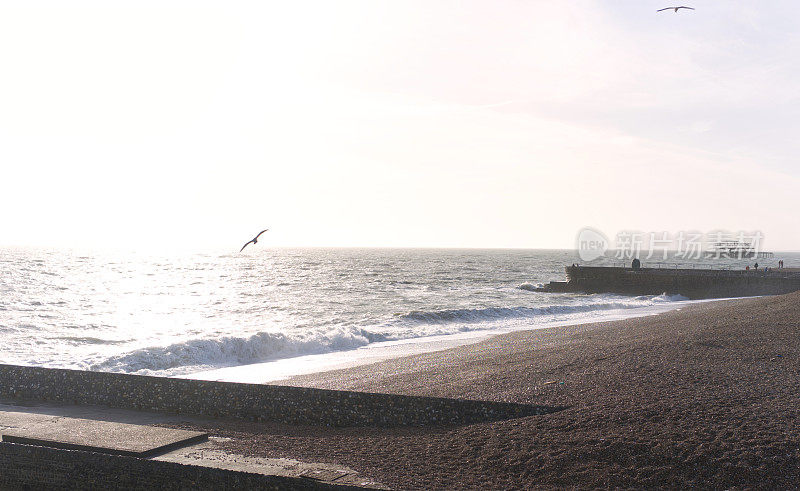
88 294 689 375
0 247 722 376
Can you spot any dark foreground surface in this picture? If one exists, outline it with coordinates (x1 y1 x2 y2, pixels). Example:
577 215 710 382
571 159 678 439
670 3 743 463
167 292 800 489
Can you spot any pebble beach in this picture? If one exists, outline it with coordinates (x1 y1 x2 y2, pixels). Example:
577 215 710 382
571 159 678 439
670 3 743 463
170 292 800 489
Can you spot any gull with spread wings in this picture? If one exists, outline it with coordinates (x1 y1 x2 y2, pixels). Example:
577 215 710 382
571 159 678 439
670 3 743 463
657 6 695 12
240 229 269 252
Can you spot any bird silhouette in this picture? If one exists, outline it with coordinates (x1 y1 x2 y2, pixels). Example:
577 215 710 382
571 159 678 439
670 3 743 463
240 229 269 252
657 6 695 12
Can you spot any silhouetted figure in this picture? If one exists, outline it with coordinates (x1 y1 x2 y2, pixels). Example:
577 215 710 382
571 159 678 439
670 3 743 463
240 229 269 252
632 258 641 270
657 6 695 12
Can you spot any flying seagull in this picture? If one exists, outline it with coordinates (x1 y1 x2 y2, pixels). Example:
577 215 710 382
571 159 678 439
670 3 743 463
657 6 695 12
240 229 269 252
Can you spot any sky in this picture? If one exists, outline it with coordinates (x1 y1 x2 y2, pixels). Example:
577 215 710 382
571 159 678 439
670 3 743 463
1 0 799 252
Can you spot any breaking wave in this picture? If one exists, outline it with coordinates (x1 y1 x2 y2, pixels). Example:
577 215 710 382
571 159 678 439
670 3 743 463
91 293 689 375
92 327 374 374
399 295 686 325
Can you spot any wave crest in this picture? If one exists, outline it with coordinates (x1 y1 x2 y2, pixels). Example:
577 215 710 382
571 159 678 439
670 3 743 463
92 294 688 375
398 296 685 325
91 327 372 374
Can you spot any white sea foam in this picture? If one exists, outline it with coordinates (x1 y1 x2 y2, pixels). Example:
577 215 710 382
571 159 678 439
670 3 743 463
1 247 755 378
88 293 691 375
399 297 680 325
91 327 373 374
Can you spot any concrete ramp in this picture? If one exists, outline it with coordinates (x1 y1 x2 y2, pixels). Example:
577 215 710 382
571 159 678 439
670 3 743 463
0 410 207 457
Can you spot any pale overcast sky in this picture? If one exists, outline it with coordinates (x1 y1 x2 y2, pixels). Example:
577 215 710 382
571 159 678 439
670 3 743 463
1 1 798 251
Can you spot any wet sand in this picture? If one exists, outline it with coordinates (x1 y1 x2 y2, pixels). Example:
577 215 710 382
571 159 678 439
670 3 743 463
170 292 800 489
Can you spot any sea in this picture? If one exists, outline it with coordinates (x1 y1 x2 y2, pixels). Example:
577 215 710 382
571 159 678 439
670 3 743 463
1 247 797 382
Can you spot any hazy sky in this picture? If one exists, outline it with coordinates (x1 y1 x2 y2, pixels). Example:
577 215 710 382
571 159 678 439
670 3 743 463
2 1 799 251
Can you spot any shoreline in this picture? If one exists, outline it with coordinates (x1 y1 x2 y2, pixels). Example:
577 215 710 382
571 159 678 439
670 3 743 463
3 292 799 488
278 295 745 394
170 292 800 489
185 296 707 384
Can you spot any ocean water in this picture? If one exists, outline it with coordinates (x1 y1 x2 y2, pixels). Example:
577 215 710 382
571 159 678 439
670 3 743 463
1 247 796 378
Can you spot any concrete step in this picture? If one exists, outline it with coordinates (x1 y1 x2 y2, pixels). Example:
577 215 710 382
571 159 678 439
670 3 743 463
0 409 207 457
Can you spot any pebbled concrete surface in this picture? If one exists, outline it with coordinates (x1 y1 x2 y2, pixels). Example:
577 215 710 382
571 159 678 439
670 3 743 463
0 399 384 488
0 409 207 457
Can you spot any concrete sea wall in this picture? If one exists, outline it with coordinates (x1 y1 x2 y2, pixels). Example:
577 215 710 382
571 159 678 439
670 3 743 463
0 364 557 427
538 266 800 299
0 442 343 490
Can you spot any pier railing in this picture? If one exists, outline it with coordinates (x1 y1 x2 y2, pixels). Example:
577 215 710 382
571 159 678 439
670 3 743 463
538 262 800 298
605 261 784 271
574 265 798 278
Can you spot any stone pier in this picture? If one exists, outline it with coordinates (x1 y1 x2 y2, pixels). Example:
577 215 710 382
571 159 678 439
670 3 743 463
536 266 800 299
